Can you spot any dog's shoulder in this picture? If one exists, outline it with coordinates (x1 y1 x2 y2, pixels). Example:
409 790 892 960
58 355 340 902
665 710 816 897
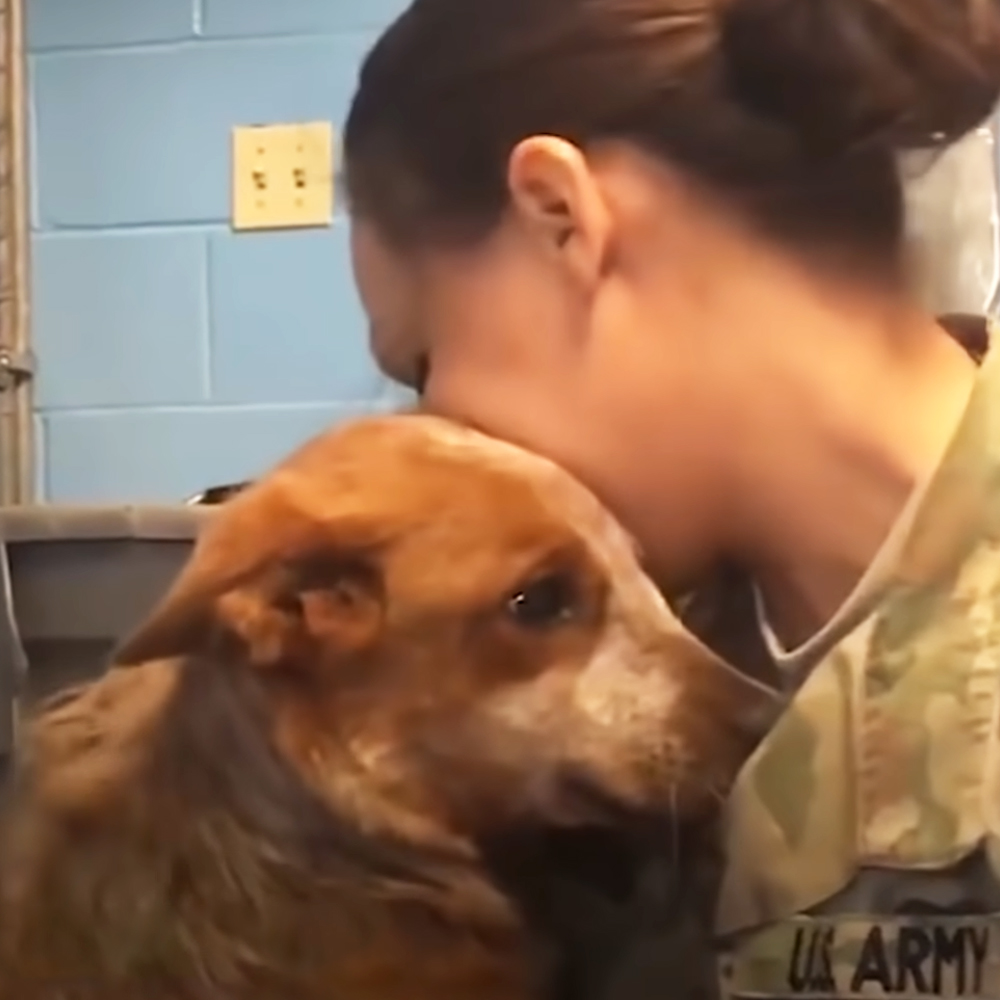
0 654 532 1000
15 660 181 814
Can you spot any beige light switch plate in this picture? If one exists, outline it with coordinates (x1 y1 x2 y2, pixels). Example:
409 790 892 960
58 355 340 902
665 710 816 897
232 122 334 231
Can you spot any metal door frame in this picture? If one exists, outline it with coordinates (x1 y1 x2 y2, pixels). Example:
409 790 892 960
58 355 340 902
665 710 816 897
0 0 32 505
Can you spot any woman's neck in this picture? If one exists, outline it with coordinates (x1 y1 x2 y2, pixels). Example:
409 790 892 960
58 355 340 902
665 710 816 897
727 288 978 649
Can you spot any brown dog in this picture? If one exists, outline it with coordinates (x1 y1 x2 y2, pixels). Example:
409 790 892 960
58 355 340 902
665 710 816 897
0 415 776 1000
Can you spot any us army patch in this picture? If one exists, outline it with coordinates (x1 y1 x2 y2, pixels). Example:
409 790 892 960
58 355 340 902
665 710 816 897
725 915 999 998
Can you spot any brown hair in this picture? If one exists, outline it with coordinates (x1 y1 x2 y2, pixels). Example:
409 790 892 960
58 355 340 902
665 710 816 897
344 0 1000 271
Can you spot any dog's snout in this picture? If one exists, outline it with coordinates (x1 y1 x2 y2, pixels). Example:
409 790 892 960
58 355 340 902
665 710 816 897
548 571 783 821
648 629 780 794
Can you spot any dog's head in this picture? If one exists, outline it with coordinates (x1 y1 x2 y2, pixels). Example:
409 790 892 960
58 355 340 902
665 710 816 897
117 415 777 839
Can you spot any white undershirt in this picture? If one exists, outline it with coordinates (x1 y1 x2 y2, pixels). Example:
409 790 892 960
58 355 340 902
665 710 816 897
751 455 941 688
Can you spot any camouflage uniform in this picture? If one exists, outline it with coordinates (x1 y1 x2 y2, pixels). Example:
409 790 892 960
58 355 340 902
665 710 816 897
718 330 1000 999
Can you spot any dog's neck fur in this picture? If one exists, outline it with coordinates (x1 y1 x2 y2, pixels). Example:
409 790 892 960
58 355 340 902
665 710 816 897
0 655 539 1000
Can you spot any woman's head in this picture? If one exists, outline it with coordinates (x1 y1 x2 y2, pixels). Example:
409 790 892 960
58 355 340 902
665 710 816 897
344 0 1000 586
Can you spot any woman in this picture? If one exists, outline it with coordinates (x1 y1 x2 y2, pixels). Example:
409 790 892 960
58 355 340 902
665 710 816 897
343 0 1000 996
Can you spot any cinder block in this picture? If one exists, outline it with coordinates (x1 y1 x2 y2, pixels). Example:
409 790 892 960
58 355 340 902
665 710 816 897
209 224 386 405
33 34 371 227
32 232 209 410
28 0 195 51
202 0 409 37
42 402 389 502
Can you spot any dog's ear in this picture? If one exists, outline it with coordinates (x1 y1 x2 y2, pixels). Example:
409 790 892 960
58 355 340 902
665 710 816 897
115 484 386 670
212 554 385 670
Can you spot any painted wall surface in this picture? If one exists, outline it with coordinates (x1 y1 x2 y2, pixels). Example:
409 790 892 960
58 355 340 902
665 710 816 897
27 0 411 502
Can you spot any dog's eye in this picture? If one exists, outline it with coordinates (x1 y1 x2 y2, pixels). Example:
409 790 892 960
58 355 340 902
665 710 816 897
507 573 578 629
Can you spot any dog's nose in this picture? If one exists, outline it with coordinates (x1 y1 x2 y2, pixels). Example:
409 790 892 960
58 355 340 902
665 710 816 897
693 655 781 769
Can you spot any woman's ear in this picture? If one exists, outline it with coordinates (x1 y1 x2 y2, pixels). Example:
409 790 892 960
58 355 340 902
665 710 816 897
507 135 612 290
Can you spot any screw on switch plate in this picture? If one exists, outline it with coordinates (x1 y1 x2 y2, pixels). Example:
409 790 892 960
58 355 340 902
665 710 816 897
232 122 334 231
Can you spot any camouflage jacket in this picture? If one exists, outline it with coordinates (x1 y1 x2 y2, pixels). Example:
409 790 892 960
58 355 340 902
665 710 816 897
716 325 1000 997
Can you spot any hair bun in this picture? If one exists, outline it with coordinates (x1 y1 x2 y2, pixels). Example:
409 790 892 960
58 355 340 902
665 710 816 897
721 0 1000 158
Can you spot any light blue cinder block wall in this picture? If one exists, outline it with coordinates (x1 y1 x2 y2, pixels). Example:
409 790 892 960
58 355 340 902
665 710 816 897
27 0 412 503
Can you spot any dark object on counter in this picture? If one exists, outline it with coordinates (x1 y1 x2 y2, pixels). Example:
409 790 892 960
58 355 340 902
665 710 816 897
185 481 254 505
